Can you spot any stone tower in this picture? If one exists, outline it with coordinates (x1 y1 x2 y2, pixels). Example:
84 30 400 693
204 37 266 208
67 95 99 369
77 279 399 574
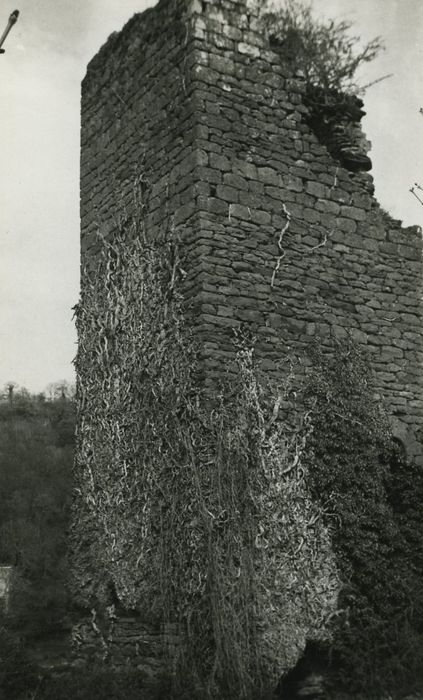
74 0 423 693
80 0 423 458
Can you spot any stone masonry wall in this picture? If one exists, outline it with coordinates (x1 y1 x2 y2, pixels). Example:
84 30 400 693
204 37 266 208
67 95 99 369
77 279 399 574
71 616 178 678
77 0 423 679
81 0 197 336
28 616 178 681
81 0 423 464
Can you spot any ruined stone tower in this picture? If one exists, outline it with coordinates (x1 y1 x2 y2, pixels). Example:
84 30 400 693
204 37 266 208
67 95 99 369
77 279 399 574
80 0 423 458
74 0 423 693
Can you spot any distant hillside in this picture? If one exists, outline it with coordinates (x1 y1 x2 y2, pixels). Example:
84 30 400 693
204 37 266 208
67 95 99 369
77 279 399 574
0 389 75 634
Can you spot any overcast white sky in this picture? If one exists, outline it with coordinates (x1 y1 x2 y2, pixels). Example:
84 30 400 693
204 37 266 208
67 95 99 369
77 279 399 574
0 0 422 394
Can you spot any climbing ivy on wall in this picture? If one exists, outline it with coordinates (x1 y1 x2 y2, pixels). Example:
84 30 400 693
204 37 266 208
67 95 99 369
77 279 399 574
72 187 423 698
71 205 343 699
304 343 423 698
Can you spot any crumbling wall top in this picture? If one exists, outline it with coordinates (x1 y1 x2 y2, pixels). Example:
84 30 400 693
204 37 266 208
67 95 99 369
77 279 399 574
84 0 263 82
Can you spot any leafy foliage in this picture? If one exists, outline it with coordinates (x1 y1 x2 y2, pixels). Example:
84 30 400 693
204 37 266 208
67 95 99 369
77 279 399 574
258 0 383 94
304 342 423 698
0 392 74 635
0 622 38 699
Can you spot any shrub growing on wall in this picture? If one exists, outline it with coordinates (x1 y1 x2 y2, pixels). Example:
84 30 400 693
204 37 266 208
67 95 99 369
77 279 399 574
256 0 384 171
304 342 423 698
257 0 383 95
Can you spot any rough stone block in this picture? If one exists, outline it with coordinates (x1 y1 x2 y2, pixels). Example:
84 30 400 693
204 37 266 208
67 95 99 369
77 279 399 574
282 175 303 192
250 209 271 225
257 167 280 186
306 181 328 198
175 202 196 224
232 159 258 180
209 54 236 75
207 197 228 215
216 184 239 202
340 205 367 222
237 42 261 58
336 217 357 234
398 244 421 261
224 173 248 190
229 203 251 221
210 153 231 171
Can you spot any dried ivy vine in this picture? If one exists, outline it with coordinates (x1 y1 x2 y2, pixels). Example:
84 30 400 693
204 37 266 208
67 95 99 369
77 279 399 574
71 196 341 698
